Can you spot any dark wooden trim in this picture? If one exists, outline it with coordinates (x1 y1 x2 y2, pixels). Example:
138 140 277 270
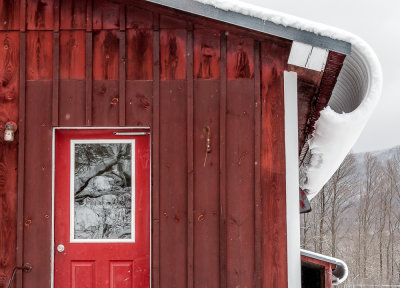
19 0 26 32
52 32 60 126
16 31 26 288
120 4 126 31
85 32 93 126
253 40 262 288
186 27 194 288
53 0 60 32
119 30 126 126
86 0 93 32
219 32 227 288
151 13 160 288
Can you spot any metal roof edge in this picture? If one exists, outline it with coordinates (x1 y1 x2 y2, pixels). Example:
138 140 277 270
145 0 351 55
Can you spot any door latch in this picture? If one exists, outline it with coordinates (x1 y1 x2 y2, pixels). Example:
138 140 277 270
7 264 32 288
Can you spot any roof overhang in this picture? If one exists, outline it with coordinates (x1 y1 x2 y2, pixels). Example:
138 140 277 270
144 0 382 199
144 0 351 55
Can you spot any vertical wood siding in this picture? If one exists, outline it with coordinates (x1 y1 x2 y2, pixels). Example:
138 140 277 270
0 0 346 287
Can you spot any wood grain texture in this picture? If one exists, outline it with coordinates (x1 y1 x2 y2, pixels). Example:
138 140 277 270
193 29 220 79
253 40 262 288
23 80 52 287
261 38 292 288
226 79 255 288
60 0 87 30
16 31 25 288
26 0 54 30
186 28 194 288
0 31 19 288
0 0 20 30
59 79 85 126
159 80 187 288
125 80 152 127
193 79 220 288
26 31 52 80
60 31 85 79
126 5 152 29
92 80 119 126
52 31 59 126
160 29 186 80
92 0 119 30
151 14 160 288
219 32 227 288
227 34 254 80
126 29 153 80
93 30 119 80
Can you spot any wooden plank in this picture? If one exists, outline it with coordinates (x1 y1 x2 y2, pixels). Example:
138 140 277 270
23 80 52 287
93 30 119 80
159 80 187 288
160 29 186 80
126 80 152 127
92 0 120 30
59 79 85 126
26 31 53 80
226 78 255 288
151 14 160 288
0 0 20 30
16 30 25 288
85 31 92 125
253 40 262 288
186 28 194 288
227 35 254 80
26 0 54 30
193 80 220 288
60 0 87 30
126 29 153 80
0 31 19 288
261 38 292 288
119 29 126 126
193 29 220 79
60 30 86 79
52 31 59 126
219 32 227 288
126 5 153 29
92 80 119 126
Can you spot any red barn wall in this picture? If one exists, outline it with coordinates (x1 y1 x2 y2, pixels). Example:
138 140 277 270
0 0 293 287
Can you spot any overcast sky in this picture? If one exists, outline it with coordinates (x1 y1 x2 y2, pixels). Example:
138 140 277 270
244 0 400 153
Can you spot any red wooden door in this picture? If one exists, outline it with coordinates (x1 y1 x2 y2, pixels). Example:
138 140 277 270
54 129 150 287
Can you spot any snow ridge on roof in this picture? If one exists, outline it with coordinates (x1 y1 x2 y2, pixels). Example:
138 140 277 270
196 0 383 198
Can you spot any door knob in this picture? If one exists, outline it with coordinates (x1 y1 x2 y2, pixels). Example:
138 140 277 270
57 244 65 253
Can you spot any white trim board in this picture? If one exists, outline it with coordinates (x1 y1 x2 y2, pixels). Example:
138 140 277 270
284 71 301 288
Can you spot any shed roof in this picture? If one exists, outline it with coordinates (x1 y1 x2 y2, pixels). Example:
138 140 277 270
146 0 382 198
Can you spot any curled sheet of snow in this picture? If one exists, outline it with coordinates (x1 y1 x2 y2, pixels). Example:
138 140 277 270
195 0 383 198
301 249 349 285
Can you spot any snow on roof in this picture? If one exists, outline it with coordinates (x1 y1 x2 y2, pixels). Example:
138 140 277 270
196 0 383 199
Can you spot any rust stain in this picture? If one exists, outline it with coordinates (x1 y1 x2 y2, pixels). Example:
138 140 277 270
174 215 180 222
35 0 48 29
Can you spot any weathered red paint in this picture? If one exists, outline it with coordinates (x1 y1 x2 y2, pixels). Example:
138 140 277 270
0 0 346 287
